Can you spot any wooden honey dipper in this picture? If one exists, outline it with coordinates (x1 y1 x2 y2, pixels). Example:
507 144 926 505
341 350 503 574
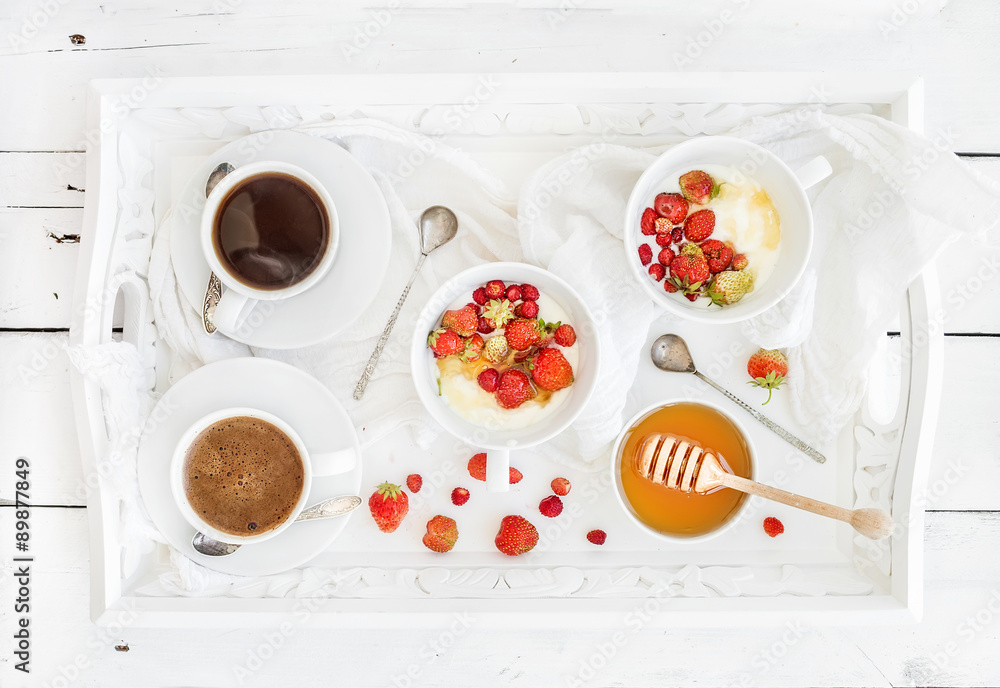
636 433 894 540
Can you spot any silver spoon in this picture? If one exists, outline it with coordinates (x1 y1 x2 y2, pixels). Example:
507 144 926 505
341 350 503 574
190 494 363 557
200 162 235 334
353 205 459 400
650 334 826 464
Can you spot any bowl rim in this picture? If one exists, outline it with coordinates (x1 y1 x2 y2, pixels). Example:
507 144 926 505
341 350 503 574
609 397 759 544
623 135 814 325
409 261 601 450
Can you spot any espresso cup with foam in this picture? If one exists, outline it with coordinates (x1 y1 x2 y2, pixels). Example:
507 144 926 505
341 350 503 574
201 161 340 335
170 407 356 545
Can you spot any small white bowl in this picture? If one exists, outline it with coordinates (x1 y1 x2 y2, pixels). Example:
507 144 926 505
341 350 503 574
610 398 758 544
411 262 600 491
624 136 829 324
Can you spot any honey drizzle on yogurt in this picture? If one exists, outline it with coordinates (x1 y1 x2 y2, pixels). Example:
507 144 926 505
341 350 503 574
436 350 554 407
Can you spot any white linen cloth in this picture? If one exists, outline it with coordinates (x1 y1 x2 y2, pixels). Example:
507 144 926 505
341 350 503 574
68 111 1000 591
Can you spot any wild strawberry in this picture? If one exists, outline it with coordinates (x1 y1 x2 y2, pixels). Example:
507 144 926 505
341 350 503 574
638 244 653 266
406 474 422 493
554 324 576 347
468 453 488 481
684 293 699 302
732 253 749 271
658 247 675 266
586 529 607 545
368 482 408 533
708 270 754 306
482 334 509 364
528 347 574 391
422 515 458 552
679 170 720 205
484 280 506 300
654 192 689 224
648 263 666 281
459 333 485 363
476 316 495 334
539 495 563 517
427 328 464 358
664 281 678 293
494 515 538 556
515 300 539 318
451 487 470 506
477 367 499 392
655 233 673 247
671 226 684 244
441 305 478 337
683 209 716 242
668 253 710 294
551 477 571 496
699 239 733 273
472 287 488 306
747 349 788 405
505 318 541 351
640 207 658 235
654 217 672 234
763 517 784 537
468 453 522 483
483 298 514 329
520 284 540 301
506 284 523 302
495 369 535 409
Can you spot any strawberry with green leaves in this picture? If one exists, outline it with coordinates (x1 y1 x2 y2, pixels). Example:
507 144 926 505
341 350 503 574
368 482 409 533
708 270 754 306
505 318 542 351
746 348 788 405
482 298 514 329
668 244 710 295
427 328 464 358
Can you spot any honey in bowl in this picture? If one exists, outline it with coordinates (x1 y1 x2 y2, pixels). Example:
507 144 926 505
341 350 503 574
617 402 753 538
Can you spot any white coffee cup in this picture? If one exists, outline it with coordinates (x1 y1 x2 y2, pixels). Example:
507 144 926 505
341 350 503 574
170 407 356 545
201 161 340 335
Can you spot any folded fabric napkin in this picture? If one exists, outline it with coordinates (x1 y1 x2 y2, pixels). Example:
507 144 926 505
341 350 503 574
69 110 1000 591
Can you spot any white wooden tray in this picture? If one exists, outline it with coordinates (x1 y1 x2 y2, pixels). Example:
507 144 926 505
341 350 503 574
71 73 939 627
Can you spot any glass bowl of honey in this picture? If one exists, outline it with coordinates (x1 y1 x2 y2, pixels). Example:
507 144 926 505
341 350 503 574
611 399 757 542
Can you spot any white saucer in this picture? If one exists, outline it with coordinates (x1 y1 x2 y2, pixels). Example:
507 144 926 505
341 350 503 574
168 130 392 349
136 358 363 576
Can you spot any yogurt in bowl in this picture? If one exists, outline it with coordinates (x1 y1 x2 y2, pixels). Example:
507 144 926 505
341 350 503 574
625 136 831 324
411 263 600 491
432 292 580 430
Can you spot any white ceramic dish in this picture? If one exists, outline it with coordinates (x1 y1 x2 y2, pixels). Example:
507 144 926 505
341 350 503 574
624 136 831 324
169 406 358 546
202 160 340 333
168 130 391 348
411 262 601 491
136 358 363 576
610 398 759 545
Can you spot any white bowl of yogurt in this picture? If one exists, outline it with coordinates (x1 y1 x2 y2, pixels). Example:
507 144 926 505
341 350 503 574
411 262 600 491
625 136 831 324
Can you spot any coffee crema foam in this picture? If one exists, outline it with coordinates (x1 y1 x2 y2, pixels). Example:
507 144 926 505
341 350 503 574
183 416 304 536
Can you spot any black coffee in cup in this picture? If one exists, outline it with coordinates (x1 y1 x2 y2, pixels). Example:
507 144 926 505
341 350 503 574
212 172 330 291
183 415 305 536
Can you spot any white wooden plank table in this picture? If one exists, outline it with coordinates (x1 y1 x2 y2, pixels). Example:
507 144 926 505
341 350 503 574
2 2 999 686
